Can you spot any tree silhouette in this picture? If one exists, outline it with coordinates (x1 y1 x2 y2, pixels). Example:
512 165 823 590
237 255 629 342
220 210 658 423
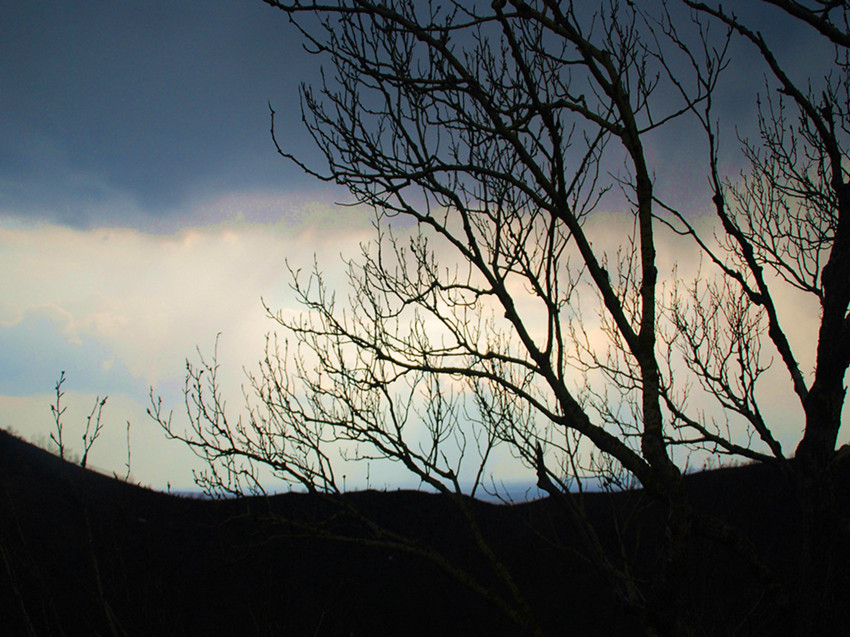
151 1 849 634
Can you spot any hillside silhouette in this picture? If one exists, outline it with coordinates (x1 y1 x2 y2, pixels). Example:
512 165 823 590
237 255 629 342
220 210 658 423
1 427 847 635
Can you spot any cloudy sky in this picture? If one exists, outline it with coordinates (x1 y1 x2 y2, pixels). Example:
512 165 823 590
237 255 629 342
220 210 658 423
0 0 380 488
0 1 841 491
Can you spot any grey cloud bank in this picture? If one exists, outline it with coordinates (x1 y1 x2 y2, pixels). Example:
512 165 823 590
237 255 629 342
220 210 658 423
0 0 323 230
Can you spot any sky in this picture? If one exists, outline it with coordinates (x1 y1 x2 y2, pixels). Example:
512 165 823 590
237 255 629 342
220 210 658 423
0 0 379 489
0 1 843 492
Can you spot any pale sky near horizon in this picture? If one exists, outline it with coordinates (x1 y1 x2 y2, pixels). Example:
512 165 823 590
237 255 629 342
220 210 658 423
0 1 843 492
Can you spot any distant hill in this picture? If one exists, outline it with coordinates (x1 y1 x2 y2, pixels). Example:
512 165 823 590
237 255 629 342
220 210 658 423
1 427 847 635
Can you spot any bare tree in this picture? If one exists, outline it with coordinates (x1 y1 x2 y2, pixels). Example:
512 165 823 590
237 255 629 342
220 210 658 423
50 371 68 461
151 1 849 634
50 371 109 470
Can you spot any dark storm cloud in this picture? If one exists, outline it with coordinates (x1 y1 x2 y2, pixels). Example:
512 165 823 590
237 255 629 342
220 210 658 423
0 1 831 230
0 0 319 229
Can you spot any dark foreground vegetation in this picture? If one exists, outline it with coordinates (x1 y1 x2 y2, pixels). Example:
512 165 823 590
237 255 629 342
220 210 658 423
1 427 848 636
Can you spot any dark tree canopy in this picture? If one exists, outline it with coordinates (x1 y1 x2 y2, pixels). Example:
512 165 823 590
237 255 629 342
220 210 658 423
151 1 850 634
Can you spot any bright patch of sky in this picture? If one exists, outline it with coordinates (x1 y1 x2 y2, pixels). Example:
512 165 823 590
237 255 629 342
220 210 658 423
0 197 376 488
